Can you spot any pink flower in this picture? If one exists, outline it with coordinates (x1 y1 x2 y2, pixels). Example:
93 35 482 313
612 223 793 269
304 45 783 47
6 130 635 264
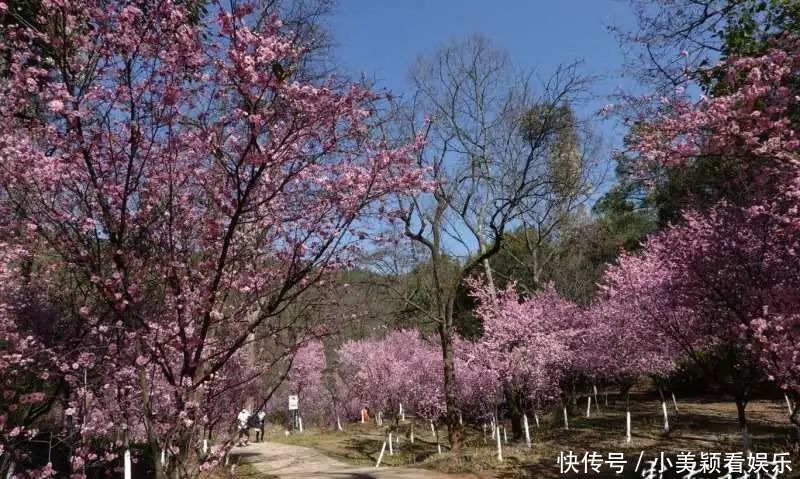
47 100 65 113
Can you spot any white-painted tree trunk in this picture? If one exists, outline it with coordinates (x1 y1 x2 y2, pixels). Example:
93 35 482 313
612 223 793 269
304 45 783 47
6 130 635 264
490 418 496 438
388 433 393 455
502 426 507 444
785 393 793 416
586 396 592 418
124 449 132 479
593 385 600 413
299 416 304 432
563 406 569 430
430 420 435 438
410 422 414 443
375 441 386 468
160 449 166 466
661 401 669 432
482 423 487 442
495 425 503 461
671 393 679 413
459 411 463 425
436 428 442 454
203 439 208 455
625 411 631 443
337 415 343 431
534 413 540 428
523 413 531 449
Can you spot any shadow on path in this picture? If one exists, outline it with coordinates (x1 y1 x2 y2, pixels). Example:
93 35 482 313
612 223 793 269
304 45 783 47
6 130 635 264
231 441 469 479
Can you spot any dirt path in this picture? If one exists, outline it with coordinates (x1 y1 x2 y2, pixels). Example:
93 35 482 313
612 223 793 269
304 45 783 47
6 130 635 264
232 441 474 479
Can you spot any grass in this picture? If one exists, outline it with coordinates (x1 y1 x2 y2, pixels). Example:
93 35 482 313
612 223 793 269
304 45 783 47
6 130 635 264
267 393 800 478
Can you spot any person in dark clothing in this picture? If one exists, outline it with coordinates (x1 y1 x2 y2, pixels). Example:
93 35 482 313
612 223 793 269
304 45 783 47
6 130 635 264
256 410 267 442
246 412 261 442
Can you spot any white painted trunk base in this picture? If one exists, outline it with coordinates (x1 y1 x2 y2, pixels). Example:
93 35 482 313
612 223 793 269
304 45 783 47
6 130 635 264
625 411 631 443
375 441 386 468
124 449 132 479
523 413 532 449
495 425 503 461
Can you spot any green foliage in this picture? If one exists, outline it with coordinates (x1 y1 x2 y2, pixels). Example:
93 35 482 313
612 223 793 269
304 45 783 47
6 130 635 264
720 0 800 58
487 206 653 306
604 0 800 233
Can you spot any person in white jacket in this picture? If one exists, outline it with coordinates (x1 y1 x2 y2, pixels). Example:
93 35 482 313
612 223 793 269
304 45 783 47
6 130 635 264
236 408 250 446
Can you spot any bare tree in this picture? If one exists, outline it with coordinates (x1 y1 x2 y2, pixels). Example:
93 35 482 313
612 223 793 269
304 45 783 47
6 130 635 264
394 35 594 451
612 0 800 93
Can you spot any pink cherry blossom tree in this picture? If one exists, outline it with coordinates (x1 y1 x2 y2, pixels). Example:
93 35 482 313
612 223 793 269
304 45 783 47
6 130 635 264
0 245 63 477
614 37 800 445
337 329 445 425
0 0 422 476
465 281 578 438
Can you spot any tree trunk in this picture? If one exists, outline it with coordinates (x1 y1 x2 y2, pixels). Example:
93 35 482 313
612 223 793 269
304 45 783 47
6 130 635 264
625 387 632 443
482 258 496 294
504 387 524 439
789 392 800 444
619 380 633 408
438 323 463 452
570 382 578 409
735 398 750 453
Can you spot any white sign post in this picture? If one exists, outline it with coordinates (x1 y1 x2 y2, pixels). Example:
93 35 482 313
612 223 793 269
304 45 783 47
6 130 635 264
289 395 300 432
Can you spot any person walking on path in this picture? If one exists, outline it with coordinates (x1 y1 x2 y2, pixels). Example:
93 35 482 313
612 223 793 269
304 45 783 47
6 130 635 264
237 408 251 446
256 410 267 442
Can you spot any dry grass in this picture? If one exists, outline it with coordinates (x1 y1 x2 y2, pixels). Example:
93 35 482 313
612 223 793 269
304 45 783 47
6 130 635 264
268 394 800 478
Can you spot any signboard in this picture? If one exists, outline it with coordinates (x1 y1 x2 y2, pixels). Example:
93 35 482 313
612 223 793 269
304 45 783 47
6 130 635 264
288 395 299 410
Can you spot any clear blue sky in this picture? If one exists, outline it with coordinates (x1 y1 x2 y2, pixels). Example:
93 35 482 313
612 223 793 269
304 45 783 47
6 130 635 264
330 1 639 148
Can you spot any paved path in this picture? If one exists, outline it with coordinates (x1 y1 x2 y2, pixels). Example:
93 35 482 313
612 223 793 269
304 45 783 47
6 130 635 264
232 441 473 479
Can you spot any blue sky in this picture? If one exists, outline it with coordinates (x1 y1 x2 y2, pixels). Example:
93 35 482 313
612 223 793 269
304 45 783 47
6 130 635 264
328 2 645 258
330 1 640 149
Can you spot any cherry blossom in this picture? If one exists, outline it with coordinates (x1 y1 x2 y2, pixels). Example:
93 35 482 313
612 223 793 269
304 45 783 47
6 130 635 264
0 0 423 476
